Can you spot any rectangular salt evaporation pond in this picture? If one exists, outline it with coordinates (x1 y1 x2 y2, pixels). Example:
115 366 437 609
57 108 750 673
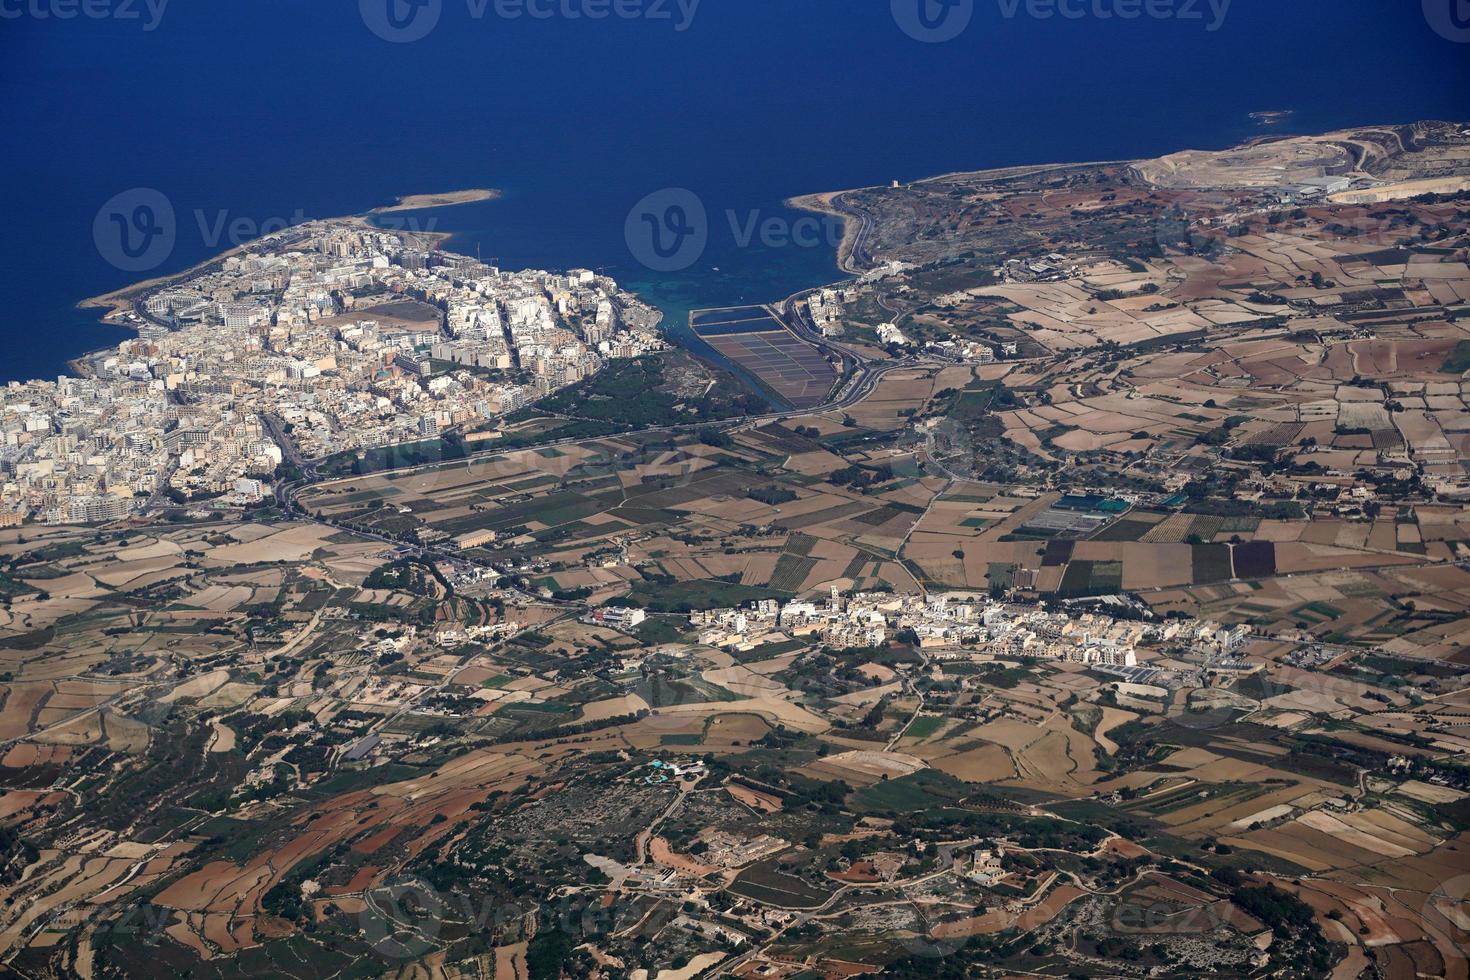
691 306 837 409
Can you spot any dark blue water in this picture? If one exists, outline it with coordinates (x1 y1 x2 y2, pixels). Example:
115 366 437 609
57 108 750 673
2 0 1467 383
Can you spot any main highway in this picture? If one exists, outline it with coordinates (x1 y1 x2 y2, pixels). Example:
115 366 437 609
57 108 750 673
269 282 916 522
248 296 928 611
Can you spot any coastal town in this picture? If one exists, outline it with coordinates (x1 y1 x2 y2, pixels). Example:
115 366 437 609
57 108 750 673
1 120 1469 980
0 218 664 524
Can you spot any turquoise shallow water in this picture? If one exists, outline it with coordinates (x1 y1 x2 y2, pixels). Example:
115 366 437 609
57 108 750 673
429 190 844 368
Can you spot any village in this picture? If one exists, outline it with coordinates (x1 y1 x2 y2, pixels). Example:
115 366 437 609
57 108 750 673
0 218 665 524
690 588 1251 670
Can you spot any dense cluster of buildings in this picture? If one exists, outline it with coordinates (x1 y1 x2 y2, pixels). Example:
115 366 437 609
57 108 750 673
808 284 1006 365
0 219 663 524
807 286 862 337
1270 174 1356 204
999 253 1077 284
693 589 1252 667
874 322 911 347
923 337 997 363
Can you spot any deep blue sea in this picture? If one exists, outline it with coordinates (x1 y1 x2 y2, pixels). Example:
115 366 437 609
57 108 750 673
2 0 1468 382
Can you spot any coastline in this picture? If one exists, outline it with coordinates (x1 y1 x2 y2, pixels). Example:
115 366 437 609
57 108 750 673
784 189 871 276
63 116 1454 384
78 236 274 325
368 189 500 214
786 159 1131 276
72 191 496 354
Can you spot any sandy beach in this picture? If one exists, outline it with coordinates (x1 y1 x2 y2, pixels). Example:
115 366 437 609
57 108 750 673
785 189 867 274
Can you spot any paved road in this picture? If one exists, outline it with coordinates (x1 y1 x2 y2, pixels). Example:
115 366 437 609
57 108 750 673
262 413 317 479
823 191 875 273
273 346 903 513
251 345 913 609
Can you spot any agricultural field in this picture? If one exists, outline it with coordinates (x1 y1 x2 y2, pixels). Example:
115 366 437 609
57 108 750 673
2 121 1470 980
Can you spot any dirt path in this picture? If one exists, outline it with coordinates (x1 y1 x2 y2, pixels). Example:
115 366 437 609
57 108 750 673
493 941 528 980
634 778 700 867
